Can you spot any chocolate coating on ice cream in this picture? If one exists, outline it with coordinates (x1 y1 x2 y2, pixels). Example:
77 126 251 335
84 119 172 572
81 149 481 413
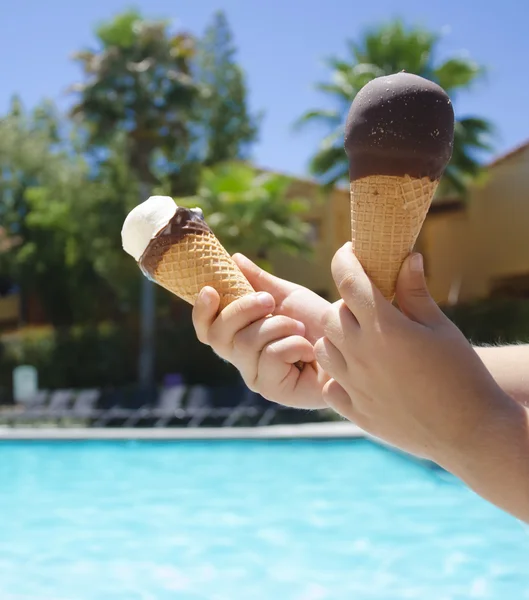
139 207 210 279
345 72 455 181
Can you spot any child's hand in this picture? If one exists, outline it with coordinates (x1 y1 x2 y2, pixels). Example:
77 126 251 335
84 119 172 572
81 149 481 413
232 253 331 345
192 255 330 408
315 243 514 464
316 243 529 523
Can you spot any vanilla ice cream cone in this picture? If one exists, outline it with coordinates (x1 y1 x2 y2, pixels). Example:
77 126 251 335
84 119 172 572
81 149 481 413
141 214 254 311
122 196 307 371
121 196 253 311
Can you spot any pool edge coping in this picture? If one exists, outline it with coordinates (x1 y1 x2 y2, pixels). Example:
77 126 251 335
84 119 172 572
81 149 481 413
0 421 364 441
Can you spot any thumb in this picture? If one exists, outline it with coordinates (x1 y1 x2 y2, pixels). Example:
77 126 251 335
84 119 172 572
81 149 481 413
232 253 295 303
396 253 446 327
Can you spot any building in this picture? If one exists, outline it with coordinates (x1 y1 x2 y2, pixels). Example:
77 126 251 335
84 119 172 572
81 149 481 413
271 140 529 306
1 140 528 330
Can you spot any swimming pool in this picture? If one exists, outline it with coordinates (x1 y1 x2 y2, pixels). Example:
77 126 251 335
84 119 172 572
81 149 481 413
1 440 528 599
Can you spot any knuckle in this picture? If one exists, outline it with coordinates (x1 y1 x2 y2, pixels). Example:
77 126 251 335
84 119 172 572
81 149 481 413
321 307 337 336
228 294 260 321
206 326 224 349
410 284 431 299
228 297 248 318
232 327 257 354
337 272 357 297
271 315 300 335
322 305 346 343
313 337 326 359
262 340 281 360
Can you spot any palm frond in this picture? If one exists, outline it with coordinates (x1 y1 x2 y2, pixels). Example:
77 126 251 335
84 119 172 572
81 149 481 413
434 59 485 93
295 18 494 195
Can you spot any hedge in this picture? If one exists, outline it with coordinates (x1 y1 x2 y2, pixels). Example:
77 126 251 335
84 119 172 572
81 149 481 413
0 314 239 399
2 296 529 403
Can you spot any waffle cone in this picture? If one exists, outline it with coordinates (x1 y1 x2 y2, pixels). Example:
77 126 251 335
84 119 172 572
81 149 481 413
350 174 438 301
145 230 254 312
139 209 308 371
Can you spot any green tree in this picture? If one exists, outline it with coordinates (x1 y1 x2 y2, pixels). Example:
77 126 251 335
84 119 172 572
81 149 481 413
71 9 201 192
195 11 260 166
70 10 203 385
296 20 493 195
177 162 311 270
0 101 164 333
0 101 108 326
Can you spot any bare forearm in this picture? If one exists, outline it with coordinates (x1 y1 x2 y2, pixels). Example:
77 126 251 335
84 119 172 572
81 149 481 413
444 396 529 523
474 344 529 406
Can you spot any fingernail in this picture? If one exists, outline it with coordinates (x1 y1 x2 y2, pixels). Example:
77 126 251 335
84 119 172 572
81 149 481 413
294 320 305 335
234 253 250 267
410 253 423 273
256 292 273 306
199 287 212 305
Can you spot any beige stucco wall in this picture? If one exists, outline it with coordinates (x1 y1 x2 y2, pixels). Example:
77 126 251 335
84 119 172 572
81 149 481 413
467 148 529 284
270 182 350 301
422 145 529 304
270 144 529 305
419 209 471 304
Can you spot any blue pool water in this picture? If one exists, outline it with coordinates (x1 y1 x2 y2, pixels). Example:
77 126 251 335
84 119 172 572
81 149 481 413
1 440 528 600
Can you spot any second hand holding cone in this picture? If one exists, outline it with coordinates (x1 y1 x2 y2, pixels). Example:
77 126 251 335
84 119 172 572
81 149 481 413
121 196 306 370
344 72 455 301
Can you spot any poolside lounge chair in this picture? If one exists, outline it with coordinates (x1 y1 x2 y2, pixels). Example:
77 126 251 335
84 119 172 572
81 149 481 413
92 386 154 427
220 389 264 427
185 384 267 427
10 389 74 426
0 390 49 426
126 384 187 427
257 406 278 426
59 389 101 424
184 385 215 427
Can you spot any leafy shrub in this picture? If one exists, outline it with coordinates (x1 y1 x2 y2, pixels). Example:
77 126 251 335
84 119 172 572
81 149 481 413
0 315 239 400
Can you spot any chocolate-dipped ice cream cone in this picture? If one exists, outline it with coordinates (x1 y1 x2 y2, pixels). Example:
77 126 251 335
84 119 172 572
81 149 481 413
122 196 253 311
121 196 307 371
345 72 455 301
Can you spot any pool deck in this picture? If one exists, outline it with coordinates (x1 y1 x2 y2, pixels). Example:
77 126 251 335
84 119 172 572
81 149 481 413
0 421 365 441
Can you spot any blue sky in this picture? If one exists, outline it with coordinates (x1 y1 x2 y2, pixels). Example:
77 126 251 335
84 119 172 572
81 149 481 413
2 0 527 177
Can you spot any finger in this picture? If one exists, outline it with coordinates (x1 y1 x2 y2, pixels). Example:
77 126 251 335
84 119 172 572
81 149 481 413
396 253 447 328
262 335 315 366
331 243 391 326
257 336 318 406
322 379 356 420
321 300 360 351
192 286 221 344
314 336 347 380
233 316 306 372
207 291 275 352
233 253 296 303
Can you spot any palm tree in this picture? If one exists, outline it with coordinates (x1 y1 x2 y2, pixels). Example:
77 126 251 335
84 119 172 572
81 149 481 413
296 20 493 196
176 162 311 271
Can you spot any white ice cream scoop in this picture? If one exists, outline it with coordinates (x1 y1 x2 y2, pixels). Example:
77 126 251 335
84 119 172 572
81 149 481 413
121 195 203 261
